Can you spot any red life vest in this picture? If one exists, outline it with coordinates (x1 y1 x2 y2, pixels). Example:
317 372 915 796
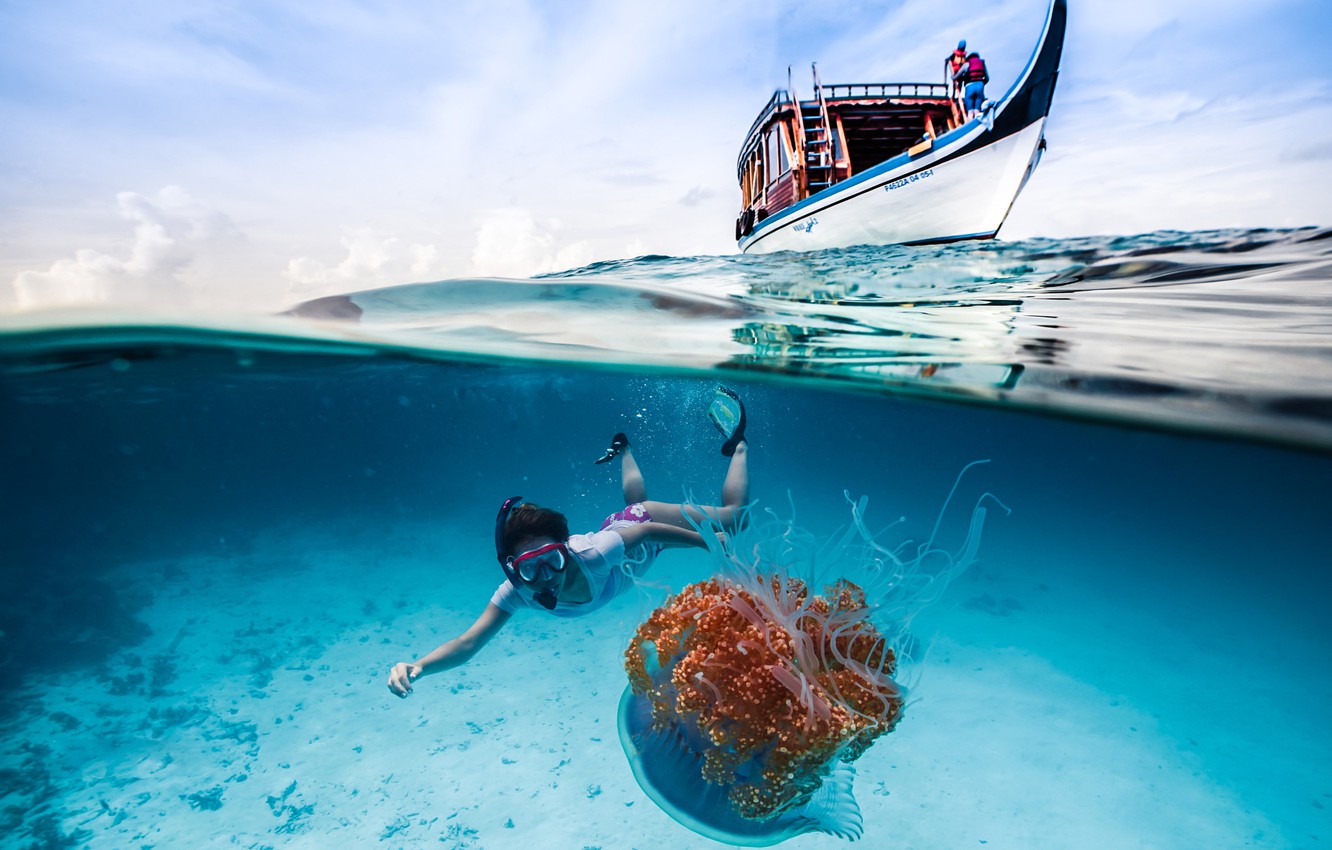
963 55 988 83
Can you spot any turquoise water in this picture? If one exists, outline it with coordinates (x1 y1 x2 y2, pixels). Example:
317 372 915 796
2 229 1330 848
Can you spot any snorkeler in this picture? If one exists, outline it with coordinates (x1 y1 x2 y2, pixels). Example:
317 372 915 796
386 387 750 699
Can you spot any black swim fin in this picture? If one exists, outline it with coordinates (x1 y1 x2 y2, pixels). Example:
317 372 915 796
595 432 630 465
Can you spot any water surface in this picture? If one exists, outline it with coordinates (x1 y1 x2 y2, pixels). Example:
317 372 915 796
2 229 1329 848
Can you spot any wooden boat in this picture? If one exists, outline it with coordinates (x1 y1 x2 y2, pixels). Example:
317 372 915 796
735 0 1066 252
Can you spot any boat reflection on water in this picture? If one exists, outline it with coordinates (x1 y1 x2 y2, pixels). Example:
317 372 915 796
724 228 1332 450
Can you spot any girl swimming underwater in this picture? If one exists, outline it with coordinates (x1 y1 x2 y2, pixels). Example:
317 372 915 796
386 387 750 698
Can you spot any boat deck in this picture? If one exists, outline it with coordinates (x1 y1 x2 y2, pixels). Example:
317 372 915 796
735 80 965 238
833 96 958 173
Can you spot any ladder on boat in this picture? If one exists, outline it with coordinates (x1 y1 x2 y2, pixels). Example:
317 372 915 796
801 63 836 196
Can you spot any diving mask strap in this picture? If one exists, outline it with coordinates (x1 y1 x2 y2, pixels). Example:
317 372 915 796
495 495 523 566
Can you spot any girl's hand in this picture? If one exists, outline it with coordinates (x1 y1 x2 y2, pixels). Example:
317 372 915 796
387 662 422 698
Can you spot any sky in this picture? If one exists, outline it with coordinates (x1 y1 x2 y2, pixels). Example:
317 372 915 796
1 0 1330 311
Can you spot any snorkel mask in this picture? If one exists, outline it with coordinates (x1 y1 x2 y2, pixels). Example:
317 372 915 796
495 496 567 611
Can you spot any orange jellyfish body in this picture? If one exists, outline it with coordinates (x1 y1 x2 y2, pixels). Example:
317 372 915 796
624 574 905 822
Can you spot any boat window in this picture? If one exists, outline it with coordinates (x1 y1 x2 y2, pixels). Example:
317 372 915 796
744 151 762 207
764 127 790 184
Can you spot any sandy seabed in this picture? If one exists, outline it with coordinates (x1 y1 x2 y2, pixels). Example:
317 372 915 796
4 519 1325 849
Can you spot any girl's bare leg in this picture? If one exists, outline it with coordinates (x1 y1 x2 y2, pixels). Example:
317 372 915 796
621 446 647 505
720 441 749 509
644 441 748 530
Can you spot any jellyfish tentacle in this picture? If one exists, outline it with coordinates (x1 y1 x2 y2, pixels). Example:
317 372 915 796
924 458 992 551
694 671 724 708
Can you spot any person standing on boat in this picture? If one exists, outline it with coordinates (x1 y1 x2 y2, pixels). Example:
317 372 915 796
953 49 989 119
945 40 968 97
385 388 752 699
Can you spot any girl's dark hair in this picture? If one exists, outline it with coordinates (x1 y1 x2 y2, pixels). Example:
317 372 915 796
501 502 570 558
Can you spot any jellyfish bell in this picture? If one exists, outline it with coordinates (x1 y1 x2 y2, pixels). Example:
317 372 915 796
618 684 863 845
620 467 1005 844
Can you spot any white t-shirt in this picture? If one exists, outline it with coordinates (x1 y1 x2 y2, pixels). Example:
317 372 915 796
490 525 656 617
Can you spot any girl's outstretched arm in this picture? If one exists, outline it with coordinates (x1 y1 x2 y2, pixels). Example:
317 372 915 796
387 602 512 698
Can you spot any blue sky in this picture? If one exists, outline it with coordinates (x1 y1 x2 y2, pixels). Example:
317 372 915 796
2 0 1330 310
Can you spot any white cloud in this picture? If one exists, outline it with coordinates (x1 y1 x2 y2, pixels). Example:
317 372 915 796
1004 86 1332 237
11 186 239 309
1098 88 1209 125
284 229 449 297
1077 0 1307 38
470 209 592 278
680 186 716 207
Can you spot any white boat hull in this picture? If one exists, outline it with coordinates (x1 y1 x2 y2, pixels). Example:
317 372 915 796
741 119 1047 253
736 0 1065 253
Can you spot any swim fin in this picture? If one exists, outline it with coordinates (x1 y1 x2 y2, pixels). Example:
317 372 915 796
707 387 746 456
595 432 630 465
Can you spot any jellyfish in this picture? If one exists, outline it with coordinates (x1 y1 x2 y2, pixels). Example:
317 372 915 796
619 464 1004 844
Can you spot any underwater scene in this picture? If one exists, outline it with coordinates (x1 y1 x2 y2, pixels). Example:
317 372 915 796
2 229 1331 849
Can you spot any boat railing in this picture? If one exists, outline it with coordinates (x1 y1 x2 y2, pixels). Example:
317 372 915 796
737 89 790 174
820 82 950 100
786 67 807 192
805 63 837 195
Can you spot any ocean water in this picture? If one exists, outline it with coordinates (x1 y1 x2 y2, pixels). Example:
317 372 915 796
2 228 1330 849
